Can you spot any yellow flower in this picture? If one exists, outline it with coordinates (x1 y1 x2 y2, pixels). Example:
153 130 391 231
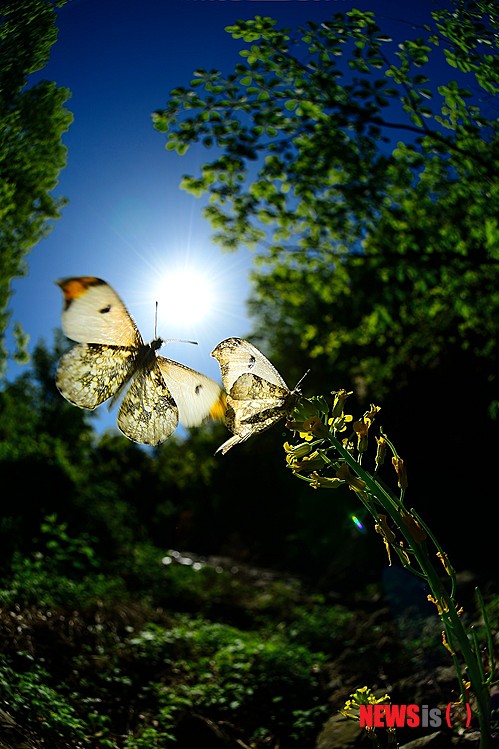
283 441 313 459
328 413 353 433
364 404 381 421
331 389 353 418
436 551 453 576
335 463 367 493
375 435 387 470
352 406 380 451
375 514 396 565
442 630 455 656
287 415 327 439
287 450 328 474
427 594 449 615
400 511 426 543
341 686 391 722
353 419 369 452
375 514 396 543
309 472 343 490
392 456 408 490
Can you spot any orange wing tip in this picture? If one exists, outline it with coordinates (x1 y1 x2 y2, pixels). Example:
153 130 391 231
56 276 105 301
210 391 227 421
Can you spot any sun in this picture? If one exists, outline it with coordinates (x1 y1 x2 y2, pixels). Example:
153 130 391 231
154 266 216 328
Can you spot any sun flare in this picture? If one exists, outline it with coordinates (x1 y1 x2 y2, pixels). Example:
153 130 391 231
153 266 216 328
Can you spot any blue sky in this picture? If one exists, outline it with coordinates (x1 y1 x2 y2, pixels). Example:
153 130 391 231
6 0 442 435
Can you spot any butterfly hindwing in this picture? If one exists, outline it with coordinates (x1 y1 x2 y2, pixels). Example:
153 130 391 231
117 360 179 446
228 372 290 402
56 342 137 409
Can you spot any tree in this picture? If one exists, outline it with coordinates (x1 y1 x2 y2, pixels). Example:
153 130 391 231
153 1 498 406
153 1 498 574
0 0 73 375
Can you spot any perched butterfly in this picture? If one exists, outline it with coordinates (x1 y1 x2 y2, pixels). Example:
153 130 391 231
55 276 226 445
211 337 302 455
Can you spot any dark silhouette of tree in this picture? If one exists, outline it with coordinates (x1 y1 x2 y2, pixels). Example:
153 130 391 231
0 0 73 373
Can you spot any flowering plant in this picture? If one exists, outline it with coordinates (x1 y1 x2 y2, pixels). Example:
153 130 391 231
283 391 494 748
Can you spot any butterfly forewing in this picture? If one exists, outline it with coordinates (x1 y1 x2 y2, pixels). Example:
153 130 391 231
211 337 288 393
56 343 137 409
157 357 226 428
57 277 142 348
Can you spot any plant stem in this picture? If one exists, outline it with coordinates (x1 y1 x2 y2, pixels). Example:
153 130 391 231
329 433 492 748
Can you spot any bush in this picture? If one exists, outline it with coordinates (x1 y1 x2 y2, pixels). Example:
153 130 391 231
126 615 328 747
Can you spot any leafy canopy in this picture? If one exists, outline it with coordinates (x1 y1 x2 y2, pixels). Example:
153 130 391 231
0 0 73 375
153 1 498 398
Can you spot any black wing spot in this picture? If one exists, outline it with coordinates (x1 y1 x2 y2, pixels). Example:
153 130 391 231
248 355 256 369
99 305 112 314
195 384 202 395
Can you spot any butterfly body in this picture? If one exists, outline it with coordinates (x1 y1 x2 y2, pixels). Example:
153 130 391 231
211 337 299 454
56 277 225 445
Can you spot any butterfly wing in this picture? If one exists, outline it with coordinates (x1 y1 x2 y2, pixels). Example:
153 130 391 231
211 337 288 393
221 372 296 447
56 276 142 347
56 342 138 409
117 359 179 446
211 339 298 454
157 357 226 428
217 390 292 455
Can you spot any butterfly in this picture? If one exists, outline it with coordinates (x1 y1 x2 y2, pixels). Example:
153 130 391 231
55 276 226 446
211 337 301 455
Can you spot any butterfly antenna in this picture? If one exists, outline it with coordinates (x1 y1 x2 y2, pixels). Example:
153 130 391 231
153 302 198 346
162 338 199 346
295 369 310 390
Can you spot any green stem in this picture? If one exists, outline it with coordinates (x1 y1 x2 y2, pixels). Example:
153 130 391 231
328 433 492 748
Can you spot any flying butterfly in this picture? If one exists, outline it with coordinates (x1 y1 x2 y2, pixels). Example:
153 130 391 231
55 276 226 445
211 337 302 455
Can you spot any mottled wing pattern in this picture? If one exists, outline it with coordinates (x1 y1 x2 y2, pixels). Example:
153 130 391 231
227 373 292 434
218 374 298 454
56 343 137 409
211 339 298 455
157 357 226 427
211 337 287 392
117 360 179 446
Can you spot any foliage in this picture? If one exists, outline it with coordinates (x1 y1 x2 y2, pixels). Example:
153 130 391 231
1 334 495 747
153 1 498 402
285 598 356 653
127 617 328 746
152 0 499 600
0 520 343 749
0 0 73 375
0 513 127 608
0 653 89 745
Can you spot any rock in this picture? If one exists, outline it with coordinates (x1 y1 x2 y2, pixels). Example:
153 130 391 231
315 713 366 748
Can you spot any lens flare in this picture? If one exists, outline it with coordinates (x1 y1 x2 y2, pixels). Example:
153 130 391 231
351 514 366 532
